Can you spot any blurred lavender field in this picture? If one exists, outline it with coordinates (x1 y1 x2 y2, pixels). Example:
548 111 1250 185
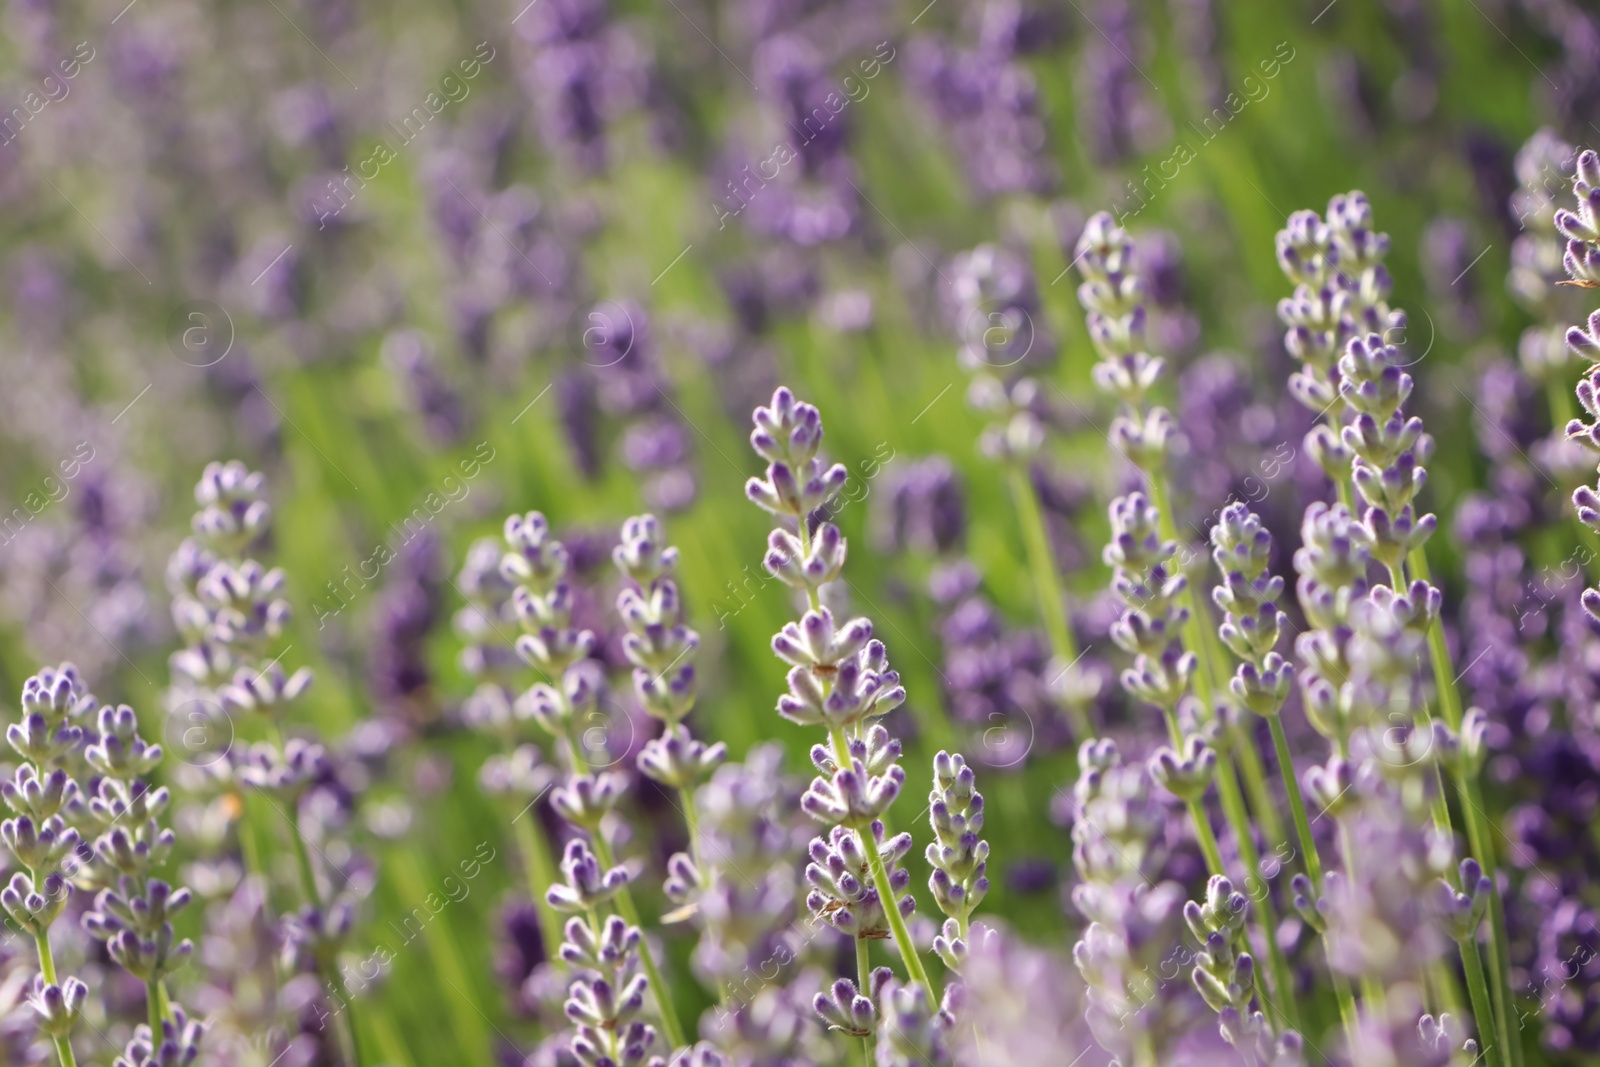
0 0 1598 1065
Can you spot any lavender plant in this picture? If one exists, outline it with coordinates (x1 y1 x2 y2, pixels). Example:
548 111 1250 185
495 511 687 1052
163 462 365 1066
1074 211 1301 1033
1275 197 1515 1063
742 386 939 1057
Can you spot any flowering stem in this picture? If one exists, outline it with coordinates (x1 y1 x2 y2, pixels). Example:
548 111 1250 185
562 701 688 1051
1006 465 1090 738
829 728 935 998
680 786 702 869
1267 717 1323 893
855 936 874 1062
285 808 365 1067
32 933 78 1067
1408 549 1519 1067
1213 755 1300 1033
589 832 688 1049
1187 798 1226 878
146 979 163 1043
1159 705 1227 879
1145 472 1286 848
1460 939 1504 1067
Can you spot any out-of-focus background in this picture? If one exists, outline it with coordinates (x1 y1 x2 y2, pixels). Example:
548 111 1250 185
0 0 1592 1062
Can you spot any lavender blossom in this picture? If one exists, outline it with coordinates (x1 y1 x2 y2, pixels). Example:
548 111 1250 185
163 463 366 1065
496 512 686 1052
743 386 936 1054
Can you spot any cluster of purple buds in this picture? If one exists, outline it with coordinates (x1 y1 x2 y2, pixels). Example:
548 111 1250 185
1293 502 1371 748
4 665 94 1060
110 1005 206 1067
1509 129 1579 382
1210 503 1293 718
167 462 302 701
1336 334 1438 573
1075 212 1174 468
1274 192 1405 432
925 751 989 966
1184 876 1278 1057
546 839 659 1067
1067 740 1188 1065
1104 493 1194 714
1556 150 1600 625
744 386 937 1047
500 512 600 744
7 663 205 1066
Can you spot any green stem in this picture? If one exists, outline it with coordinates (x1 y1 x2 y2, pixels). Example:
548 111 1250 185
798 519 822 613
829 728 935 998
1007 466 1090 738
855 935 874 1063
1213 755 1301 1033
1461 938 1505 1067
680 785 702 867
32 933 78 1067
1268 716 1324 892
286 807 364 1067
1409 548 1520 1067
146 978 163 1040
590 833 688 1049
1187 798 1226 877
1230 725 1288 851
1144 473 1224 710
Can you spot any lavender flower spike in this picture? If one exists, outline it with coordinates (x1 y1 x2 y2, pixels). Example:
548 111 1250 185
744 387 938 1051
925 751 989 969
1561 149 1600 628
5 664 93 1067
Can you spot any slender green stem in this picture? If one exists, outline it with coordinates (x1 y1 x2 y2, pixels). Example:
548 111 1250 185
1213 755 1300 1033
32 933 78 1067
1268 716 1324 892
146 978 163 1040
285 809 365 1067
680 786 702 866
1409 549 1520 1067
1187 798 1226 877
855 936 874 1063
1229 725 1288 850
1460 939 1504 1067
829 728 935 998
590 833 688 1048
798 519 822 613
1007 466 1090 738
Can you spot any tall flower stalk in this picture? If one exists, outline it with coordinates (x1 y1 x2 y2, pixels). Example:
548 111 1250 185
742 387 935 1026
1277 197 1514 1063
165 461 365 1066
4 665 93 1067
1073 213 1297 1027
613 514 726 861
496 512 687 1052
458 535 562 960
948 245 1093 738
